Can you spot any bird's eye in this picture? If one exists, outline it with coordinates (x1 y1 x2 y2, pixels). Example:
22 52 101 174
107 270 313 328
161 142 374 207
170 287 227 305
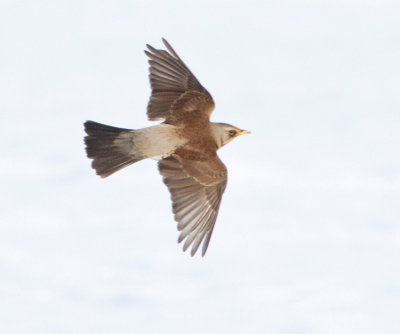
229 130 237 137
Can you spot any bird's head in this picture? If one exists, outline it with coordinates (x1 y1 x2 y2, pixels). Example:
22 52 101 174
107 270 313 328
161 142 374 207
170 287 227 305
211 123 250 148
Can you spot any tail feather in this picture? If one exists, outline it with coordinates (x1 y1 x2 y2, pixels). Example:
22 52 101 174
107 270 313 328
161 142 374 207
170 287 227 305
84 121 144 178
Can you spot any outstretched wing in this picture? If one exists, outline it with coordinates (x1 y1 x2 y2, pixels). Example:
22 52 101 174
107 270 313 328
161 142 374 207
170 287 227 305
145 38 215 122
158 155 227 256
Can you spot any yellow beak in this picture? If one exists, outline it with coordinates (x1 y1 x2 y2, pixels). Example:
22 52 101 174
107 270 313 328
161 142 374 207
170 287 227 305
238 129 251 136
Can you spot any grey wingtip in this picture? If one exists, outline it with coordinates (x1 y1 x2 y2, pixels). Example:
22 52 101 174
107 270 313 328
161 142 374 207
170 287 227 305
161 37 171 51
161 38 180 59
144 45 154 55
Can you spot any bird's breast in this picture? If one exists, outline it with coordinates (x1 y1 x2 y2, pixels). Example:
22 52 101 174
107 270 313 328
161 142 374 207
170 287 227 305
175 124 218 160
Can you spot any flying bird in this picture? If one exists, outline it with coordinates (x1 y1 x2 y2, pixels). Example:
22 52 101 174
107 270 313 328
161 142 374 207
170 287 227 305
84 38 249 256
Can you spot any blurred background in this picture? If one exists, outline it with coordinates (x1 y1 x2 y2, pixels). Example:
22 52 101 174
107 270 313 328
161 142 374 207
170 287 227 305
1 0 399 333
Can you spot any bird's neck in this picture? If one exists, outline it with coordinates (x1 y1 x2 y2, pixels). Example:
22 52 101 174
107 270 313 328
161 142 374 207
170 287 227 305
210 123 225 149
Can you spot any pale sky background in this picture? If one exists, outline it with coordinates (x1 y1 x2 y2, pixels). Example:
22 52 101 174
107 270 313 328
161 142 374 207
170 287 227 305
1 0 400 333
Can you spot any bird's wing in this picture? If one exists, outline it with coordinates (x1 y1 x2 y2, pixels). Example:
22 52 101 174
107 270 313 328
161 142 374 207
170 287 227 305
145 38 215 122
158 154 227 256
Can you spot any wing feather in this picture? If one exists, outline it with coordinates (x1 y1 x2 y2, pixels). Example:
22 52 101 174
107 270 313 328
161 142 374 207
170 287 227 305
145 39 214 122
158 155 227 256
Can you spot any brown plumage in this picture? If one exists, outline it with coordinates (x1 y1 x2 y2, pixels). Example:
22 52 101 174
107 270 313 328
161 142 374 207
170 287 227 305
84 38 249 256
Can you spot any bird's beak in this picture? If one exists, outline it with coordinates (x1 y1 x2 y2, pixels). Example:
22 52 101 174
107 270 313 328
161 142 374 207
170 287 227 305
238 129 251 136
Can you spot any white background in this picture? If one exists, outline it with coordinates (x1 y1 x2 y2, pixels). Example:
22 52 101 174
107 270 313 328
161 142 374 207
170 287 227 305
1 1 399 333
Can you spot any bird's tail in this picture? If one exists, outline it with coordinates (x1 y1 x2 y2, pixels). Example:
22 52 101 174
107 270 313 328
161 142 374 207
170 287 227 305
84 121 145 178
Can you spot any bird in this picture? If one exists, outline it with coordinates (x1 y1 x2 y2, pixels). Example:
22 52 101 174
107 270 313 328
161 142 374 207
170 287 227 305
83 38 249 256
